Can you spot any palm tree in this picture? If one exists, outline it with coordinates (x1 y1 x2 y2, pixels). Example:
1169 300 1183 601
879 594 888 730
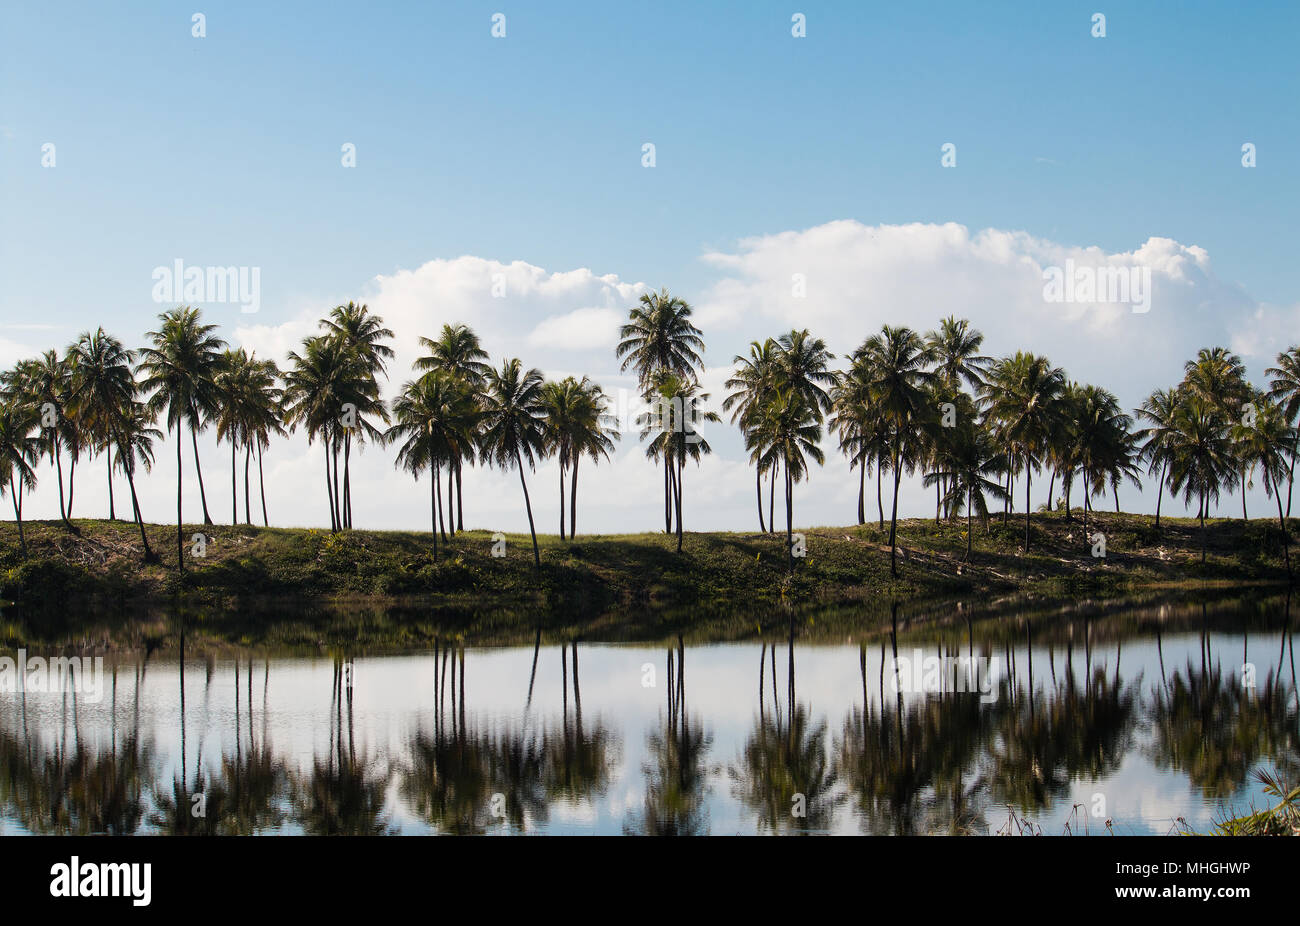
925 316 990 395
1165 395 1236 563
479 359 547 566
1266 346 1300 517
416 323 490 531
0 396 39 556
541 376 617 539
724 339 781 531
774 329 835 419
640 371 721 553
3 350 73 525
112 398 161 561
243 357 286 526
982 352 1066 553
137 308 227 570
856 326 935 575
1073 384 1137 534
66 329 157 560
829 357 875 526
1136 387 1181 529
214 348 255 525
385 373 481 558
616 289 705 533
1182 347 1249 518
753 387 823 568
283 336 349 531
922 405 1009 560
1233 396 1295 575
320 303 394 529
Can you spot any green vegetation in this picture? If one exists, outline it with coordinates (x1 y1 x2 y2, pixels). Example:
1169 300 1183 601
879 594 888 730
1 511 1292 625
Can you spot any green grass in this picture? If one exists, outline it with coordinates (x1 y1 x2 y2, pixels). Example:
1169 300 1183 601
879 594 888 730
0 509 1292 623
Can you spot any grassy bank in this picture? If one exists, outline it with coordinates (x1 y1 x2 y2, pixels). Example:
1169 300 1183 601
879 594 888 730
0 510 1292 622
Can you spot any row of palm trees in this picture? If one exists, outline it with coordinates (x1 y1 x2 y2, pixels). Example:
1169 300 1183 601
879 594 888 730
2 296 1299 574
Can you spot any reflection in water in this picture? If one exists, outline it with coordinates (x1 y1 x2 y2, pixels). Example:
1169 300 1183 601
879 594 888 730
1 596 1298 835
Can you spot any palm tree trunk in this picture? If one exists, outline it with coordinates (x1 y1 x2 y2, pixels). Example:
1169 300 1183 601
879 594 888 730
429 468 438 561
436 466 447 542
1266 469 1292 578
1047 469 1055 513
446 459 456 538
54 443 67 523
757 466 768 532
1200 491 1207 563
888 440 903 577
516 450 540 567
456 458 465 531
570 455 578 538
663 456 672 534
856 456 865 525
1241 470 1248 520
966 485 973 561
1114 485 1120 514
1024 468 1031 553
105 450 116 520
258 444 269 527
190 421 213 525
122 453 154 562
176 428 185 572
1155 460 1166 529
877 458 884 528
343 432 352 529
785 457 794 571
558 459 566 540
332 444 342 531
676 450 684 553
1064 470 1073 523
935 478 940 525
243 445 252 524
770 461 778 533
231 439 237 525
324 443 337 531
67 453 77 518
9 476 26 557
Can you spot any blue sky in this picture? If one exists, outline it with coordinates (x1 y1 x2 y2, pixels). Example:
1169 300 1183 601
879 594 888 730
3 1 1299 531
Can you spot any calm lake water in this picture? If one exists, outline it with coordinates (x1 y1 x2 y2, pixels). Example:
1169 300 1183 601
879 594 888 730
1 594 1297 835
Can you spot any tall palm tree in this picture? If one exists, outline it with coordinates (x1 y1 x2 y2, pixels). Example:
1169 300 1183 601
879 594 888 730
1135 387 1181 529
1073 384 1136 534
1266 346 1300 517
137 307 227 569
1182 347 1249 518
982 352 1066 553
616 289 705 533
416 323 491 531
857 326 935 575
3 350 73 525
829 358 875 527
724 339 781 531
752 387 823 568
67 329 156 560
320 302 394 529
1165 395 1236 563
640 371 720 553
214 348 255 525
243 357 286 526
111 398 161 561
0 396 39 556
774 329 835 419
1233 397 1295 575
541 376 618 539
479 359 547 566
283 336 349 531
385 373 481 558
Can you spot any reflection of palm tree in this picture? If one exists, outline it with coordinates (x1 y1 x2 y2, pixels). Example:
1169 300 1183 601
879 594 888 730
731 628 838 832
625 639 713 835
294 657 391 835
1148 656 1299 799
